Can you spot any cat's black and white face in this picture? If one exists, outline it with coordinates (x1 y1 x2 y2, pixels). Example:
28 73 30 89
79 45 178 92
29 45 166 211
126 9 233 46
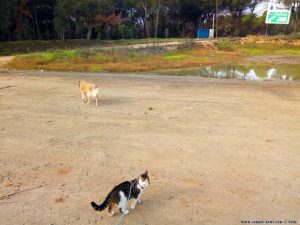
138 170 150 188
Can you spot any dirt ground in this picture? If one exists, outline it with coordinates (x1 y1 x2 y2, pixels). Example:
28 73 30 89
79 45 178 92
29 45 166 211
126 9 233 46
0 70 299 225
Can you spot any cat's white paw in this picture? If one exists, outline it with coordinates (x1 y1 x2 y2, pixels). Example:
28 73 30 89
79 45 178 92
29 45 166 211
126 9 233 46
138 199 141 204
108 211 115 217
131 204 136 209
123 210 129 215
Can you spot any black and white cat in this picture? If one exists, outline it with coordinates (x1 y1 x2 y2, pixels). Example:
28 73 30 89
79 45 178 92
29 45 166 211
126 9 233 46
91 171 150 216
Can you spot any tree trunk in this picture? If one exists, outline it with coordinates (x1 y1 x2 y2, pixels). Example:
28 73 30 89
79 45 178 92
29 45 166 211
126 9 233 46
165 28 169 38
34 7 40 40
87 27 92 40
292 4 298 33
106 26 111 40
142 3 150 38
154 5 161 38
198 16 201 29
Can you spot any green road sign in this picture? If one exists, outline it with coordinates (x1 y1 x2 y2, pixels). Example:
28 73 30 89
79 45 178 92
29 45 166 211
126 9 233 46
265 3 291 24
266 12 290 23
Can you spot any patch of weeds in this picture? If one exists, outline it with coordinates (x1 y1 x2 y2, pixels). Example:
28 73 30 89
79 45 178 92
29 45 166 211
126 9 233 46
43 52 55 61
240 47 265 55
94 54 111 63
276 49 300 54
239 43 300 55
147 47 167 54
100 48 156 61
285 34 300 40
164 54 189 60
177 41 197 51
42 50 79 62
78 49 96 58
216 40 235 51
89 65 103 72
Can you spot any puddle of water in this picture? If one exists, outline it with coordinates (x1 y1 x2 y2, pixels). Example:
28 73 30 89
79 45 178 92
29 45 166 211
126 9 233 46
155 64 298 81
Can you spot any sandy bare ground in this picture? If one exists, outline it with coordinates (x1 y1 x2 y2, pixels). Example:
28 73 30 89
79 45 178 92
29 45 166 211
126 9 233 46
0 70 299 225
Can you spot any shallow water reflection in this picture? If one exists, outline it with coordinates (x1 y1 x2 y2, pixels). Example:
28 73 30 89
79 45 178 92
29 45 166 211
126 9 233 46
157 65 297 81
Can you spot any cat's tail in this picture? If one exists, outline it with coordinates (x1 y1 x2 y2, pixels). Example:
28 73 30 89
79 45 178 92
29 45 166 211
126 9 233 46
91 195 111 211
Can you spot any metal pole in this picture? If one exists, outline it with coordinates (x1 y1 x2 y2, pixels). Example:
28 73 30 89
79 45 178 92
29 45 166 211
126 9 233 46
265 24 268 36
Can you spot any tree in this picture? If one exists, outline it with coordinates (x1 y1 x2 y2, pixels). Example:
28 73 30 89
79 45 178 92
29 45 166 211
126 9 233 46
94 13 122 39
23 0 55 40
140 0 153 38
284 0 300 33
54 0 115 40
153 0 169 38
54 0 76 39
1 0 296 41
122 0 155 38
222 0 255 36
0 0 17 40
80 0 115 39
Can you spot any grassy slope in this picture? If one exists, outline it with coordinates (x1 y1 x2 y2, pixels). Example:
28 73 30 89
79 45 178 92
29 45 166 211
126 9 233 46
8 46 237 72
5 36 300 76
0 38 189 56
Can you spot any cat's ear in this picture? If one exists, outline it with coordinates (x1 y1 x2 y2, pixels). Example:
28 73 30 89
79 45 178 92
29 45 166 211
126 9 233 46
145 170 148 175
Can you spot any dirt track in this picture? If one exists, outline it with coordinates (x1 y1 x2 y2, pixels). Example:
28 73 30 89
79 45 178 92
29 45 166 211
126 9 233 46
0 70 300 225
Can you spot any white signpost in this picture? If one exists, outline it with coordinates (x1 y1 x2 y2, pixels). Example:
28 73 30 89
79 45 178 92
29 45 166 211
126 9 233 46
265 2 291 24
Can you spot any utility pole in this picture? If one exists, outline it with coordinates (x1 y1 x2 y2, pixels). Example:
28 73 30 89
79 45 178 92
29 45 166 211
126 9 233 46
216 0 218 38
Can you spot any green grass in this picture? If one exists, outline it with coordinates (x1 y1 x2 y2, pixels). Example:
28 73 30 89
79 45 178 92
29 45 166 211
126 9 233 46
164 54 189 60
99 47 164 59
238 43 300 55
89 65 103 72
43 50 80 61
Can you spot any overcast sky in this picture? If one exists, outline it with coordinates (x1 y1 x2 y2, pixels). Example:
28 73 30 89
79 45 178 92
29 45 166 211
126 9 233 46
254 2 269 16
